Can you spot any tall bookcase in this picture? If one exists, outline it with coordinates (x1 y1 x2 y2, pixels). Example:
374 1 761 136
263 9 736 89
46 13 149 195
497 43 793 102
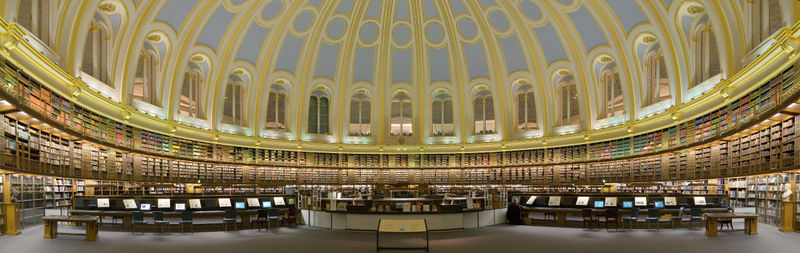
729 174 793 226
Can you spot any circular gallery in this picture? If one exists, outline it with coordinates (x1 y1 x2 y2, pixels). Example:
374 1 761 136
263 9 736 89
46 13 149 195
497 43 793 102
1 1 800 253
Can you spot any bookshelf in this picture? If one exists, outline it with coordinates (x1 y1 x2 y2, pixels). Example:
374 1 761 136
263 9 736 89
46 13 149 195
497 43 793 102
728 174 793 226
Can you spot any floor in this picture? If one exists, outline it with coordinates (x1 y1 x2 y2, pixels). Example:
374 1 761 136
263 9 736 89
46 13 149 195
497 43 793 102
2 221 799 253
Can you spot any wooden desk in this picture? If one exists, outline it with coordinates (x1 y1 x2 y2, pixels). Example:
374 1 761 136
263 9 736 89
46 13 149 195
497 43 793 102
42 215 99 241
704 213 758 237
69 209 262 229
522 207 729 225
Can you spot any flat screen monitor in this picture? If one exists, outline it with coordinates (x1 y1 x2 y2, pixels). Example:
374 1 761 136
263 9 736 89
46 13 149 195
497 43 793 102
175 203 186 211
157 198 171 209
655 201 664 208
547 196 561 207
525 196 536 205
123 199 137 210
262 201 272 208
604 197 618 207
140 204 151 211
664 197 677 206
594 201 605 208
97 198 110 208
622 201 633 208
694 196 707 206
634 197 647 206
274 197 286 206
247 198 260 207
235 202 246 209
189 199 202 209
218 198 232 208
575 196 590 206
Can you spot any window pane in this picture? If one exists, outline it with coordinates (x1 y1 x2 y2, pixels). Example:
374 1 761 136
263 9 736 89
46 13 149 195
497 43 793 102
266 92 277 124
308 96 318 133
349 100 360 124
277 93 285 126
319 97 329 134
526 92 536 124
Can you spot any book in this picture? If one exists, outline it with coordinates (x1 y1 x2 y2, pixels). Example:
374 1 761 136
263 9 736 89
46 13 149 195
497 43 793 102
548 196 561 206
575 196 589 206
634 197 647 206
123 199 137 209
97 198 110 208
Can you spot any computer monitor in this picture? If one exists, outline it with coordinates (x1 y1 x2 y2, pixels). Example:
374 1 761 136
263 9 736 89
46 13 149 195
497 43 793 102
123 199 137 210
655 201 664 208
274 197 286 206
262 201 272 208
189 199 202 209
140 204 151 211
594 201 605 208
218 198 232 208
175 203 186 211
97 198 110 208
622 201 633 208
235 202 246 209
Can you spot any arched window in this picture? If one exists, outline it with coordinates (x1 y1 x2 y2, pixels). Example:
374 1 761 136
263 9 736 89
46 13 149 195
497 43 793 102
599 64 623 118
222 81 245 126
132 50 158 105
308 90 330 134
690 21 720 88
349 92 371 136
17 0 51 46
642 46 670 106
431 91 454 136
749 0 783 50
178 65 203 118
473 89 495 135
265 84 288 130
515 85 537 130
557 75 579 125
390 92 413 136
81 20 112 85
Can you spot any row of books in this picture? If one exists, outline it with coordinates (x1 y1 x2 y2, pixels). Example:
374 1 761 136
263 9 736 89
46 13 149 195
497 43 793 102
0 57 798 169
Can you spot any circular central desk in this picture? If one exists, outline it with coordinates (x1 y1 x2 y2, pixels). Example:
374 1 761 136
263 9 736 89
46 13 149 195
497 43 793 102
301 209 508 231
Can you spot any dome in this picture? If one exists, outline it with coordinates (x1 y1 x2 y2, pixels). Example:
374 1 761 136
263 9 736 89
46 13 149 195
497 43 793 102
3 0 792 152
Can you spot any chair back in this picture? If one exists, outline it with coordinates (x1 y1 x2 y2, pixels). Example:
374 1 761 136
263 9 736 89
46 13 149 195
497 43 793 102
182 211 193 221
132 211 144 222
677 207 685 218
690 208 702 216
648 208 660 218
225 209 237 219
153 211 164 221
258 209 269 219
606 209 619 221
268 208 280 216
630 208 639 217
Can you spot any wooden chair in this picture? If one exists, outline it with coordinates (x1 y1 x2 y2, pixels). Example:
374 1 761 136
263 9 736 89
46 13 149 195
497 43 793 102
544 212 557 222
153 211 170 233
179 211 193 233
582 209 599 230
646 208 661 230
689 208 703 229
621 208 639 229
131 211 148 234
670 207 685 228
604 209 619 231
253 209 268 232
222 209 237 231
267 208 282 229
283 207 298 227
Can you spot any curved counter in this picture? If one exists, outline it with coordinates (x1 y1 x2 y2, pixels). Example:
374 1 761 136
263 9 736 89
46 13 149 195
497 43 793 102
301 209 508 231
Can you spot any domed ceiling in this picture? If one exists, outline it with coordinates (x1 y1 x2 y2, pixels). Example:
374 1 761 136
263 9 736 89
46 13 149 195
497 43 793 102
2 0 794 147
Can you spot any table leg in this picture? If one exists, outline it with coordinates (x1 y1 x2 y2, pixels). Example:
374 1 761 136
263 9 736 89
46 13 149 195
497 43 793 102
705 218 717 237
43 221 56 239
748 218 758 235
242 215 251 228
87 222 98 242
557 213 567 225
123 216 132 229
